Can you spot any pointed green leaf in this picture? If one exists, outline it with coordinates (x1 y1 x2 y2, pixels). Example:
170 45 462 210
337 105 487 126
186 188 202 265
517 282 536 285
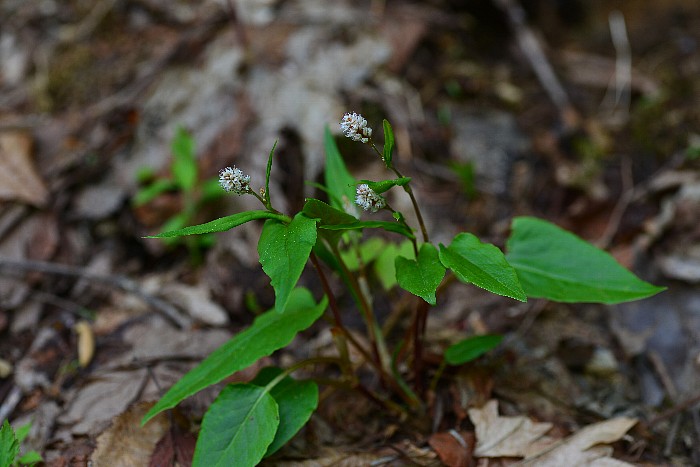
506 217 666 303
146 211 289 238
439 233 526 302
324 127 357 213
265 141 277 209
320 221 414 239
396 243 445 305
142 289 328 425
259 214 319 313
382 119 394 167
359 177 411 194
252 367 319 457
303 199 414 239
193 384 278 467
17 451 43 465
171 127 197 192
0 420 19 467
445 334 503 365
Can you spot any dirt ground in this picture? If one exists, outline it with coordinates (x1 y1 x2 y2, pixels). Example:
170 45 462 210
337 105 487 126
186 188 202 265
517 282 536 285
1 0 700 465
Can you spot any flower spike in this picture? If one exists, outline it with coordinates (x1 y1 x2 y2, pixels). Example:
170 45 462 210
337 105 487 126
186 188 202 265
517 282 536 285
355 183 386 213
340 112 373 144
219 166 251 195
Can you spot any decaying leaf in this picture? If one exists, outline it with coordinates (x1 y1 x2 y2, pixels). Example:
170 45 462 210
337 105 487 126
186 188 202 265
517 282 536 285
92 401 169 467
428 430 472 467
469 399 554 457
469 400 637 466
522 417 637 467
0 130 48 207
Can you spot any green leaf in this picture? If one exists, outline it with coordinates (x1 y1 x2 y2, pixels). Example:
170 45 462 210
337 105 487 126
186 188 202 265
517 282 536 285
506 217 666 303
146 211 289 238
358 177 411 194
396 243 445 305
0 420 19 467
340 237 386 271
439 233 527 302
132 178 177 206
265 141 277 209
324 127 357 213
16 451 43 465
320 221 414 239
382 119 394 168
302 198 357 245
375 241 415 290
252 367 319 457
445 334 503 365
171 127 197 192
193 384 278 467
259 214 319 313
13 424 31 445
142 289 328 425
158 212 190 246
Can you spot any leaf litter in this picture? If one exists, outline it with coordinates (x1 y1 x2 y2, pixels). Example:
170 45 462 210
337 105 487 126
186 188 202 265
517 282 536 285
0 0 699 465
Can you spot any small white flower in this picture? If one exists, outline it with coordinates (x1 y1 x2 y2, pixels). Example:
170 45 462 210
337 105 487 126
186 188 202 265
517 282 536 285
340 112 373 143
219 166 251 195
355 183 385 213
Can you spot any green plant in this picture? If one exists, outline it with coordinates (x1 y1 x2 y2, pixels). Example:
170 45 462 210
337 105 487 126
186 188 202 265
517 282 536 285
133 127 224 261
141 113 665 466
0 421 42 467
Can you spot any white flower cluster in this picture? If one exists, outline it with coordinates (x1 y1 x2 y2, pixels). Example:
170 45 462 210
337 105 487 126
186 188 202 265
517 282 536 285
219 166 251 195
355 183 385 213
340 112 372 143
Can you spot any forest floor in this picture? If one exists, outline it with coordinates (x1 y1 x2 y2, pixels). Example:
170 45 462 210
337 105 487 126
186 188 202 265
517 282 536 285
1 0 700 465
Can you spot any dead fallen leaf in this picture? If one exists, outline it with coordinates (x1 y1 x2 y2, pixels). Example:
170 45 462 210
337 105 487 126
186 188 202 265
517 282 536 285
468 400 554 457
522 417 637 467
92 401 170 467
58 369 148 435
428 430 473 467
149 425 196 467
161 282 229 326
0 130 48 207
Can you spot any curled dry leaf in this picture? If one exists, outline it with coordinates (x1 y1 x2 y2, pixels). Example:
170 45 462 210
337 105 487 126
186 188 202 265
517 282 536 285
0 130 48 207
469 399 554 457
469 400 637 466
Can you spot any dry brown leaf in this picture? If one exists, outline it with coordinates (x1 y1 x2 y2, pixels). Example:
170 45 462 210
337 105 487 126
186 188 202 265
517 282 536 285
92 401 170 467
428 430 473 467
522 417 637 467
149 425 196 467
0 130 48 206
469 400 554 457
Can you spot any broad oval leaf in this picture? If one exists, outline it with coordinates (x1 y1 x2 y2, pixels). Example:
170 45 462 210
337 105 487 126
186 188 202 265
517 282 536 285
146 211 289 238
506 216 666 303
252 367 319 457
375 240 416 290
445 334 503 365
259 213 319 313
395 243 445 305
142 288 328 425
439 233 526 302
193 384 279 467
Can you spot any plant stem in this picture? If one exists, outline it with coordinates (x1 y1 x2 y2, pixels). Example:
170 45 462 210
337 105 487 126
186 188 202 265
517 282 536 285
411 299 429 397
330 243 392 374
